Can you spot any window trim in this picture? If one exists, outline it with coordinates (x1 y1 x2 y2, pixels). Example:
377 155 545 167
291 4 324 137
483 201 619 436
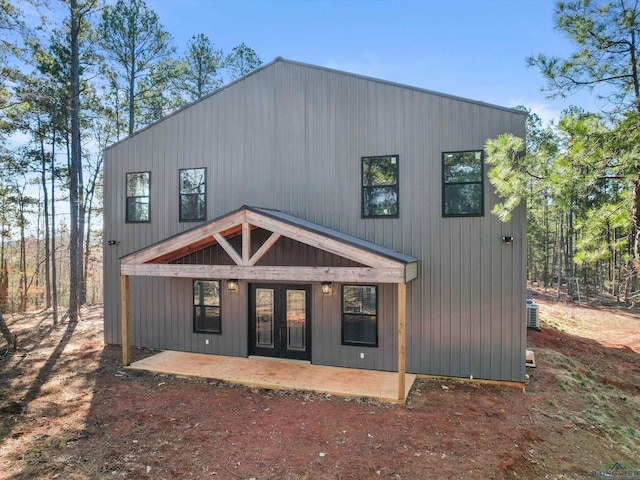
341 284 379 347
192 279 222 335
125 171 151 223
442 150 485 217
361 154 399 219
179 167 207 222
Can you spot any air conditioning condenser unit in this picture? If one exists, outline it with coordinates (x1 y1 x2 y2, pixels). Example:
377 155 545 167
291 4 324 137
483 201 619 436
527 303 540 331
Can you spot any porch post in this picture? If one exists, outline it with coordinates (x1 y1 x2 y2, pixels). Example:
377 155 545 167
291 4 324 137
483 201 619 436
121 274 131 366
397 282 407 401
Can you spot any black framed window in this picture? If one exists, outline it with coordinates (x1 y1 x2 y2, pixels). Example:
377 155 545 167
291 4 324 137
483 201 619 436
442 150 484 217
193 280 221 334
126 172 150 223
362 155 399 218
179 168 206 221
342 285 378 347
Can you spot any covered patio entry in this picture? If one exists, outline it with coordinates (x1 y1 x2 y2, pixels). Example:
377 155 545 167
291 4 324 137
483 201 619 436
119 206 419 401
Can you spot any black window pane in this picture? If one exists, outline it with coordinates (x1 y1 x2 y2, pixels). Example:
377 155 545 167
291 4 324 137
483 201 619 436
443 183 483 216
362 155 398 218
180 194 205 221
443 151 482 183
193 280 221 334
180 168 206 221
194 280 220 306
343 315 377 346
194 305 221 333
343 286 376 315
363 156 398 186
127 197 149 222
363 186 398 217
127 172 150 197
180 168 206 194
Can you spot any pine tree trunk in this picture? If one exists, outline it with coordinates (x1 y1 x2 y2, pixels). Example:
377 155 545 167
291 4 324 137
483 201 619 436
68 0 81 323
128 57 135 135
51 131 58 325
19 199 27 313
78 163 86 306
40 127 51 309
543 201 550 289
567 208 574 298
0 260 8 311
557 218 563 299
0 309 15 349
633 173 640 264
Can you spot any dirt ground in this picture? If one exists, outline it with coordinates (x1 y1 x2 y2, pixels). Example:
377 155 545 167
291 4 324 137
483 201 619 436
0 291 639 479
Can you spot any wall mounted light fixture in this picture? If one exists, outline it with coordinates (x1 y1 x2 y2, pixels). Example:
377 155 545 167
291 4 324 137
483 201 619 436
321 281 332 295
227 279 239 292
502 236 514 244
107 240 117 246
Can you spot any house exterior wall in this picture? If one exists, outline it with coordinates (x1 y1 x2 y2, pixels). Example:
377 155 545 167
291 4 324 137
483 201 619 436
103 59 527 382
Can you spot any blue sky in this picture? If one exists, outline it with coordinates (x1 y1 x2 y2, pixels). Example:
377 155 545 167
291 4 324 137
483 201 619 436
150 0 596 125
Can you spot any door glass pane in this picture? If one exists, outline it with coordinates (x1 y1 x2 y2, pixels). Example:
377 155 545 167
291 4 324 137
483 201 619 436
256 288 274 348
286 290 306 351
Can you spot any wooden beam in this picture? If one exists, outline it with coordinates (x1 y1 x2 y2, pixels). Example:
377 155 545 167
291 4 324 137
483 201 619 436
213 233 242 265
152 236 218 264
248 233 281 266
245 210 402 269
121 210 246 265
242 222 251 265
121 263 408 283
397 282 407 401
121 275 130 366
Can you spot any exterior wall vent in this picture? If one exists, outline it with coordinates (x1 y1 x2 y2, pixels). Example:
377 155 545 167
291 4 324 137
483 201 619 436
526 303 540 331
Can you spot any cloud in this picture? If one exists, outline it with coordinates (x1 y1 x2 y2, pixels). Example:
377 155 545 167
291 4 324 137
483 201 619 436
508 99 563 126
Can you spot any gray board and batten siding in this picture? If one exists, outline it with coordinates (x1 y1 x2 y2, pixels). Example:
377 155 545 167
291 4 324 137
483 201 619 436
103 57 527 382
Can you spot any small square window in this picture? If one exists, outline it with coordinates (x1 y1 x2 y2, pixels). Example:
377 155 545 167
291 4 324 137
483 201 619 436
362 155 399 218
126 172 150 223
180 168 206 221
193 280 221 334
342 285 378 347
442 150 484 217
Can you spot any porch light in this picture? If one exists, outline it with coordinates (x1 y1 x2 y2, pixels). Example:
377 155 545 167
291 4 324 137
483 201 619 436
321 281 332 295
227 279 239 292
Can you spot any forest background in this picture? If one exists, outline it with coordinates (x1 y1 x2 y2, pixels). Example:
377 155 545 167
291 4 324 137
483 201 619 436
0 0 639 342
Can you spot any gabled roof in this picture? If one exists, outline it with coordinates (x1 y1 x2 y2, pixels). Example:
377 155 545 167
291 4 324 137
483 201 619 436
121 206 418 284
106 57 526 150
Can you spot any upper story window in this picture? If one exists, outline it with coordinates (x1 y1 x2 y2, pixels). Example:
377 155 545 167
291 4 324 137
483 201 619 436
362 155 399 218
193 279 221 334
179 168 206 222
342 285 378 347
126 172 150 223
442 150 484 217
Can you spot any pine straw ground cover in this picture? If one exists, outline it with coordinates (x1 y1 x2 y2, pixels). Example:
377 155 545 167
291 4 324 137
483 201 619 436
0 294 638 479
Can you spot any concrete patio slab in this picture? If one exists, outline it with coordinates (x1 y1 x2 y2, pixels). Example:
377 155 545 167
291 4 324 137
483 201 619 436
128 351 415 403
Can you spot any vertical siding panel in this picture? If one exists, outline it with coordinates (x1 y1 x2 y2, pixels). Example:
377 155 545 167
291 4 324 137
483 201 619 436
103 60 527 381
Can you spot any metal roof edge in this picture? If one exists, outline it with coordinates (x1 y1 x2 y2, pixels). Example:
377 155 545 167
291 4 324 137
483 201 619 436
105 59 281 152
120 205 418 266
246 206 418 264
273 57 528 117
